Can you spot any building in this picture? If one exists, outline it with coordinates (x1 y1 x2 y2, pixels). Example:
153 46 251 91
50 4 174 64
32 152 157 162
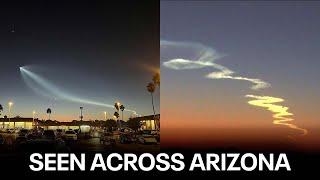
1 115 161 132
0 117 37 129
129 114 160 130
0 118 91 133
38 120 91 133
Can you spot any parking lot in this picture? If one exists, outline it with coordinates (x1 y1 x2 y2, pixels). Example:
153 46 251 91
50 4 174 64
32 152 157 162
0 131 160 153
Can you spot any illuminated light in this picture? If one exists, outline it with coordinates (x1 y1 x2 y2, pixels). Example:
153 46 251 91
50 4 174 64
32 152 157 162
246 95 308 137
161 40 270 90
19 66 139 116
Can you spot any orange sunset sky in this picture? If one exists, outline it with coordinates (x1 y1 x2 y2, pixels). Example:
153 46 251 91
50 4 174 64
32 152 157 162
160 1 320 151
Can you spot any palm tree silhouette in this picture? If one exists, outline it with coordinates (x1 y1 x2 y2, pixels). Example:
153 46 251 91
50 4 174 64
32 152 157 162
80 107 83 121
46 108 52 120
120 105 125 122
152 73 160 87
114 111 120 125
114 102 120 111
147 82 156 126
114 102 120 127
0 104 3 116
152 73 160 130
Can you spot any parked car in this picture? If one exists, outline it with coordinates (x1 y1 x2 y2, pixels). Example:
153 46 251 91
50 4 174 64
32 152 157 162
15 136 27 144
73 129 81 134
119 133 136 144
100 132 116 145
90 130 101 138
64 130 77 141
18 129 30 137
42 130 56 140
0 134 4 144
56 129 64 138
136 130 158 144
16 138 69 153
6 128 15 133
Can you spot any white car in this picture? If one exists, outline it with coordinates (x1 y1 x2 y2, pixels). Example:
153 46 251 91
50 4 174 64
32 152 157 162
64 130 78 141
6 128 16 133
137 135 158 144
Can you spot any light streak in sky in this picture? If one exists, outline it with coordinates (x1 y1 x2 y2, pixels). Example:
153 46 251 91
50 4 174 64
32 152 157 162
161 39 307 138
161 40 270 90
246 95 308 137
19 66 138 116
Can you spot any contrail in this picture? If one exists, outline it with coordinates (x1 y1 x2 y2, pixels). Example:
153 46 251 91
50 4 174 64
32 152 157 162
19 66 138 116
161 39 307 138
246 95 308 137
161 40 270 90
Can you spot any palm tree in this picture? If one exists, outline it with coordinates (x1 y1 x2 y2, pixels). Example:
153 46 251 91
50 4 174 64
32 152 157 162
114 102 120 111
152 73 160 87
114 102 120 127
46 108 52 120
152 73 160 130
114 111 119 127
114 111 119 118
120 105 125 122
147 82 156 124
0 104 3 116
80 107 83 121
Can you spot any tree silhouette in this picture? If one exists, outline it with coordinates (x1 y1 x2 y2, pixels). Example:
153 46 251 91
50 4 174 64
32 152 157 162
46 108 52 120
114 111 119 120
0 104 3 116
127 118 141 131
152 72 160 87
147 82 156 119
114 102 120 111
120 104 125 121
105 119 117 131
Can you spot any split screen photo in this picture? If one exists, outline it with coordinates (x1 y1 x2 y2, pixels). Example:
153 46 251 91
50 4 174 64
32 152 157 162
0 0 320 177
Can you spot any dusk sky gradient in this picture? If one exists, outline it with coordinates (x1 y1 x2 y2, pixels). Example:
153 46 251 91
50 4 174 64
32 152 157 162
0 1 159 121
161 1 320 150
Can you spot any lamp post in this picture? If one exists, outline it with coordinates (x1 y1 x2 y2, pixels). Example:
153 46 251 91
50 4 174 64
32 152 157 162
32 111 36 128
104 111 107 121
8 102 13 129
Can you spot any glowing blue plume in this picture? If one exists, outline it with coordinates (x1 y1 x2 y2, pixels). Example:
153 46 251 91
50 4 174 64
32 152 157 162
19 66 138 116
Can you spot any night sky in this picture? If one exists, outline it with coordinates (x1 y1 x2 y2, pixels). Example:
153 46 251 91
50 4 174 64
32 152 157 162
0 1 159 121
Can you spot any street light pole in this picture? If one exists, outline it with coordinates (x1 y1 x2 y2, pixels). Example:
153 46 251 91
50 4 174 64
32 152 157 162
8 102 13 129
32 111 36 128
104 111 107 121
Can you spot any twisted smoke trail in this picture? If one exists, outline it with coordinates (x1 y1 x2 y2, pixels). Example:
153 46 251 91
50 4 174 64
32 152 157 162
162 39 307 138
161 40 270 90
246 95 308 137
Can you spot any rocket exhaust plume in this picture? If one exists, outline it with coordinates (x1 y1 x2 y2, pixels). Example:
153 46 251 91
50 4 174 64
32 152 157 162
161 40 270 90
246 95 308 137
161 39 307 138
19 66 138 116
